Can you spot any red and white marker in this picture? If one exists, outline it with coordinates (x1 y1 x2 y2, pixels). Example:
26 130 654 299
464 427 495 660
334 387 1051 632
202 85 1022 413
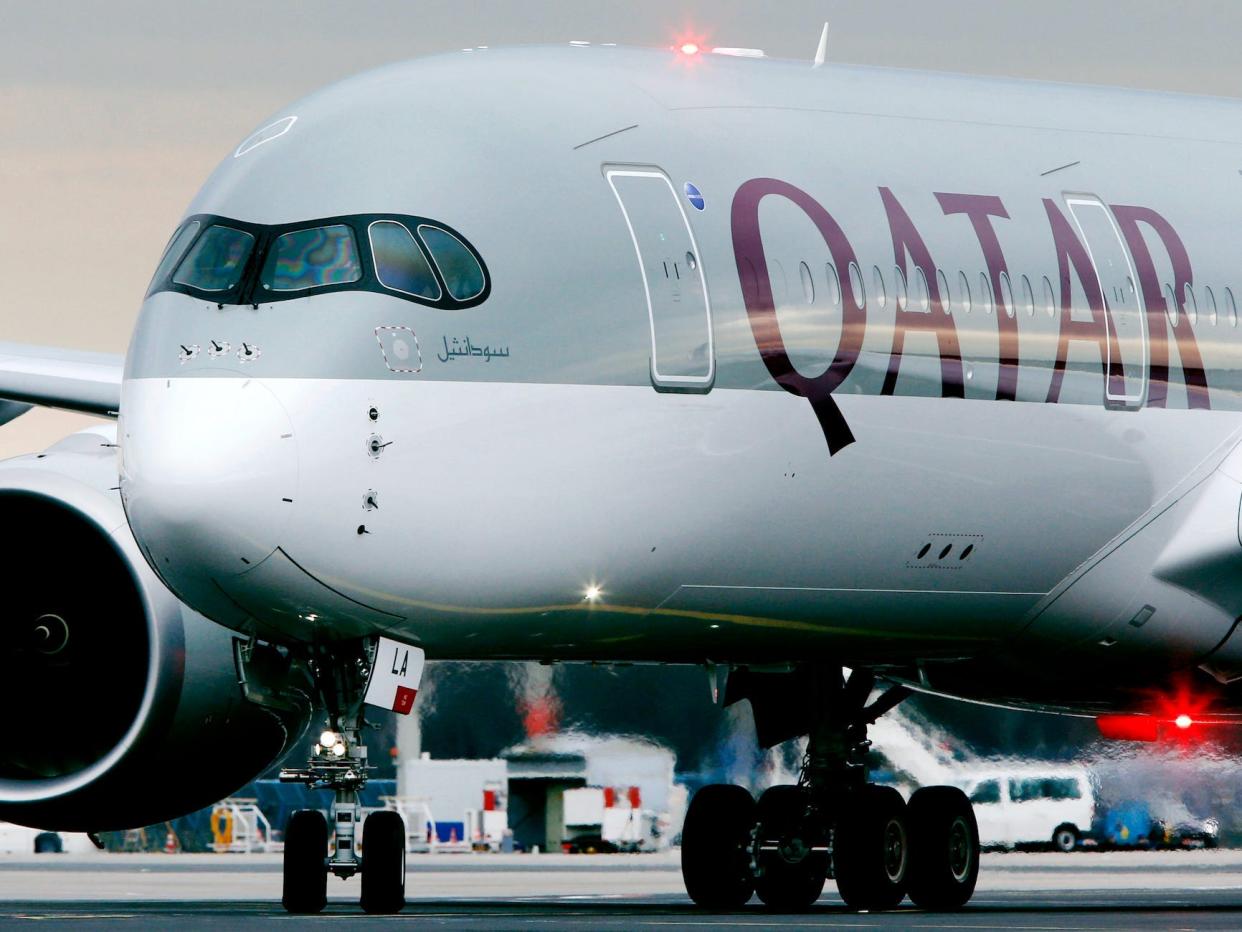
363 636 426 715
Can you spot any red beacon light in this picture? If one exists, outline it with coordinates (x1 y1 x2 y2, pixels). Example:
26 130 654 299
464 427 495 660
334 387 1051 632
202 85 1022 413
679 42 700 56
1175 714 1194 730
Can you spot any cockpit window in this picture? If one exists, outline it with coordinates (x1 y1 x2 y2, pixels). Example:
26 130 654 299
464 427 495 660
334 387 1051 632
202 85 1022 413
173 225 254 293
419 225 486 301
369 221 441 300
149 212 488 308
260 224 361 293
148 220 201 294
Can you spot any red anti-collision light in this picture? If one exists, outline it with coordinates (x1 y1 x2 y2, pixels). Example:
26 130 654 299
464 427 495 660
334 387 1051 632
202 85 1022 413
1096 714 1159 741
1175 714 1194 730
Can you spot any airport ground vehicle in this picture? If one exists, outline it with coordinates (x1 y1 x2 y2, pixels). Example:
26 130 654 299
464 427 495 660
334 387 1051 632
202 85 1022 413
963 768 1095 851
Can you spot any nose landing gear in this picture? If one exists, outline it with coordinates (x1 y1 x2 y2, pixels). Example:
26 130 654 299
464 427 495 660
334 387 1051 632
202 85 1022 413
681 666 980 913
277 640 411 915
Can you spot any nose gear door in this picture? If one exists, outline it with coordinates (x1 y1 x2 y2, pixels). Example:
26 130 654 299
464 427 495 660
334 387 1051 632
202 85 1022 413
606 167 715 392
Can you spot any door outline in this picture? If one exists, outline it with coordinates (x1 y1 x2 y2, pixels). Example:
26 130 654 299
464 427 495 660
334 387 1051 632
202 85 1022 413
605 167 715 392
1065 194 1148 408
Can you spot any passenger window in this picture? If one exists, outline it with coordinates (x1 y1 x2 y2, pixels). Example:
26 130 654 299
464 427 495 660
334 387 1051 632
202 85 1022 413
913 267 930 312
873 266 888 310
1184 282 1199 325
970 780 1000 804
1021 274 1036 317
261 224 361 293
1227 287 1238 327
848 262 866 307
958 271 972 313
173 225 254 293
978 272 994 315
999 271 1015 318
799 261 815 304
1205 285 1218 325
891 266 906 309
936 268 951 314
149 220 201 293
825 262 842 308
1043 275 1057 317
419 225 486 301
1165 283 1179 326
369 221 441 300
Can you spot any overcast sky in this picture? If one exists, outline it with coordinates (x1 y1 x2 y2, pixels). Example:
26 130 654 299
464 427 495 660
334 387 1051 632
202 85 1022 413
0 0 1235 455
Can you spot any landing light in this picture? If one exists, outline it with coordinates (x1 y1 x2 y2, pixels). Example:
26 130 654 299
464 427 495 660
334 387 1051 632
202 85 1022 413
332 742 347 758
584 585 602 603
320 730 338 748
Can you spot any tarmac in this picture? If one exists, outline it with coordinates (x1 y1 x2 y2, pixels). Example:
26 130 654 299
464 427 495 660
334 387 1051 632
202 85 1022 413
5 849 1242 929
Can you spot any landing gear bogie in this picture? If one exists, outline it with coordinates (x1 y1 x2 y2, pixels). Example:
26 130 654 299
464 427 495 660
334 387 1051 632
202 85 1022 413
684 665 982 914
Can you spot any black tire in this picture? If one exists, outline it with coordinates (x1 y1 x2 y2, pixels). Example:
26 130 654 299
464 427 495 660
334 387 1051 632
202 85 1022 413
282 810 328 914
753 785 827 911
1051 825 1078 853
681 784 757 908
360 810 407 914
834 785 909 909
33 832 62 854
905 786 979 910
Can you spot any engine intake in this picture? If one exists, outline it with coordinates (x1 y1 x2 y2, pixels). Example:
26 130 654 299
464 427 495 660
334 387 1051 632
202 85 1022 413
0 430 312 831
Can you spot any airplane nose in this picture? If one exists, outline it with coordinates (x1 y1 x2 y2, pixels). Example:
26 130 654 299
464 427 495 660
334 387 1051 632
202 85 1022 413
120 377 298 582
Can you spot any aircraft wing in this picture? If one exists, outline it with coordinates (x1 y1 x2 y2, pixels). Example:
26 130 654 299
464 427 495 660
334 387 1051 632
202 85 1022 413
0 342 123 418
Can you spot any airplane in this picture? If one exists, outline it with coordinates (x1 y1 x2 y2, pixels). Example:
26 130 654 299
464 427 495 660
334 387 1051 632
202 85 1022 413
2 36 1242 915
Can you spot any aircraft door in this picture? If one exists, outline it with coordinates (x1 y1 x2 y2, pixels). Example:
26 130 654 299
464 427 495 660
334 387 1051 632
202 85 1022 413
1065 196 1147 407
606 167 715 391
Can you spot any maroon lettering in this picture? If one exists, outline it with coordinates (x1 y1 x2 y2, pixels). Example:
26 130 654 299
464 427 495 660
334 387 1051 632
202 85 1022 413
879 188 965 398
1042 199 1125 404
732 178 866 454
936 193 1018 400
1110 205 1210 409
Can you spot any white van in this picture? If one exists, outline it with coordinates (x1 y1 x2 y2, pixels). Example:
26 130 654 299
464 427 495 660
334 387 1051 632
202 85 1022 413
961 768 1095 852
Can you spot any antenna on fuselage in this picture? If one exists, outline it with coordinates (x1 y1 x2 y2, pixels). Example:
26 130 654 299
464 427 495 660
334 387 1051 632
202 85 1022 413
813 21 830 68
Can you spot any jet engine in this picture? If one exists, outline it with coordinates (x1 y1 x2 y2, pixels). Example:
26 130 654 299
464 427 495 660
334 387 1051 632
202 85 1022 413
0 425 313 831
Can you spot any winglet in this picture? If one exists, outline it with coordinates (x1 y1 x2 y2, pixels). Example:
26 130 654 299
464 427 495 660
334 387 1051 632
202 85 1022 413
813 22 830 68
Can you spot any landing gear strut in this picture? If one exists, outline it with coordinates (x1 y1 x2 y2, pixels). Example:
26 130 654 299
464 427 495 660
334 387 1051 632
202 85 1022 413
681 666 979 912
278 640 406 915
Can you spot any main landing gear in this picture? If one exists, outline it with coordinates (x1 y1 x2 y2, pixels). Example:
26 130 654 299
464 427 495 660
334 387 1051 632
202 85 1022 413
278 641 406 915
681 666 979 912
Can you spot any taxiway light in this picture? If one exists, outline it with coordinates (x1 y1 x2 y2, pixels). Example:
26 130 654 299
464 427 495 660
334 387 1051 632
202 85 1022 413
320 730 338 748
1175 714 1194 730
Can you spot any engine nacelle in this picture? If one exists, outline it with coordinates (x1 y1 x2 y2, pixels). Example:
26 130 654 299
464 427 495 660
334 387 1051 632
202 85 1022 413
0 426 312 831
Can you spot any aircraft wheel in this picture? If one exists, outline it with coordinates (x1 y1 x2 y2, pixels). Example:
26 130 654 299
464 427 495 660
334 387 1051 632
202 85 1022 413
834 785 909 909
753 785 827 910
360 810 407 914
681 783 756 908
282 809 328 914
905 786 979 909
